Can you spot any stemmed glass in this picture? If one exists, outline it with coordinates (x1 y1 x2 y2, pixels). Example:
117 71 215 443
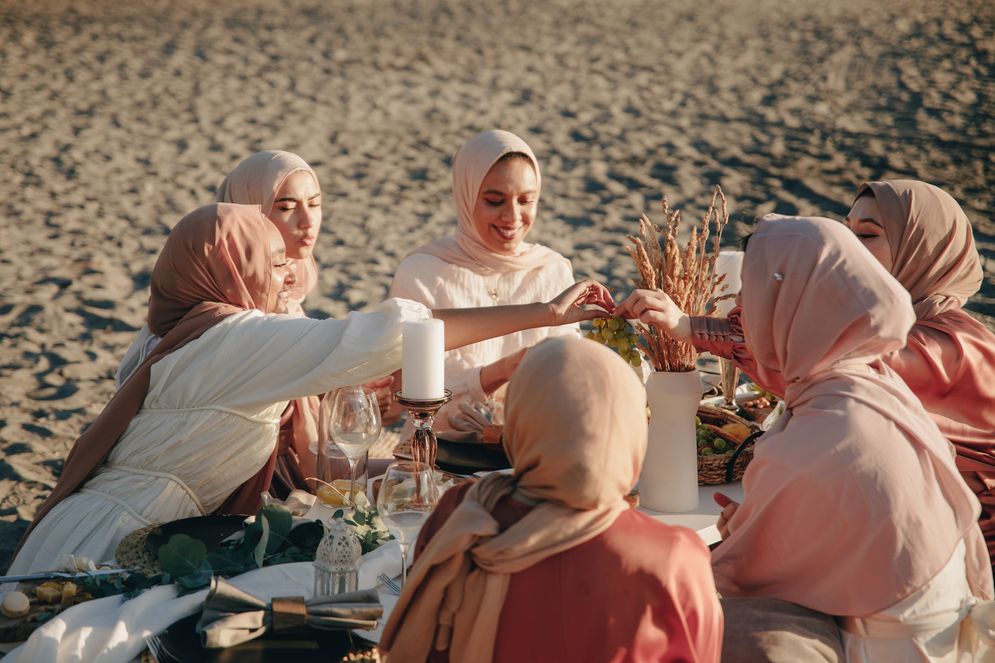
719 358 741 411
320 386 382 505
377 461 438 586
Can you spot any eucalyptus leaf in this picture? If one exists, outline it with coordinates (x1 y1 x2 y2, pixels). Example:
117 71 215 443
176 561 213 589
253 513 270 568
159 534 208 577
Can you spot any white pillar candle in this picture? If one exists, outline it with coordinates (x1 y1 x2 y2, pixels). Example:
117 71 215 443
713 250 744 316
401 319 445 400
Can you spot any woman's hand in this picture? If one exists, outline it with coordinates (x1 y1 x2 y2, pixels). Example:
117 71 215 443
714 492 740 540
547 280 615 326
614 289 692 343
363 375 395 420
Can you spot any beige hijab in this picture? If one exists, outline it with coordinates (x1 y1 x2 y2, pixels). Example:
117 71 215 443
380 337 647 662
409 130 565 275
712 215 993 615
216 150 319 301
857 180 983 320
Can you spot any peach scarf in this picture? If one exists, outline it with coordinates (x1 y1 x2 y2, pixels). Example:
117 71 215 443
857 180 983 319
16 204 276 556
408 129 564 275
380 337 647 662
216 149 319 304
711 215 993 615
216 149 321 489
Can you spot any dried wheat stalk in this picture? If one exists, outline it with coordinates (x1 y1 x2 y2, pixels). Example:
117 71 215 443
625 186 729 372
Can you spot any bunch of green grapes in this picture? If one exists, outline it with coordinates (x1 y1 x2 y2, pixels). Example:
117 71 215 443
585 317 643 368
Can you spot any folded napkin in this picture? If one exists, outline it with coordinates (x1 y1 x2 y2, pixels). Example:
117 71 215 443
197 577 382 648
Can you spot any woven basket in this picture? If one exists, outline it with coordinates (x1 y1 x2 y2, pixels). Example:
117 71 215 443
114 524 161 576
696 405 761 485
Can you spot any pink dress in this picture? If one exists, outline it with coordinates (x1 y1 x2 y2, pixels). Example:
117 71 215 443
414 481 724 663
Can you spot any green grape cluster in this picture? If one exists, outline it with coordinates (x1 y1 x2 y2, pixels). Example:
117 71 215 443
585 317 643 368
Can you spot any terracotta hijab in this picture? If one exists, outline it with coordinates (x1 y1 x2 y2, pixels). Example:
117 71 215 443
409 129 564 275
380 337 647 662
217 149 321 491
17 204 277 555
216 149 319 303
711 215 993 615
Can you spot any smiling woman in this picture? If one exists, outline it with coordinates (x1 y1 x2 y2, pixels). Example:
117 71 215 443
389 130 580 434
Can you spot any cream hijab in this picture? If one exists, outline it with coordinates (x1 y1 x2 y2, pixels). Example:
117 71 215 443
856 179 983 320
409 130 565 275
380 337 647 662
216 150 319 302
712 215 993 615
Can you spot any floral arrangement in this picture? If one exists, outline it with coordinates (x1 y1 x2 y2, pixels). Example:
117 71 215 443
626 186 729 372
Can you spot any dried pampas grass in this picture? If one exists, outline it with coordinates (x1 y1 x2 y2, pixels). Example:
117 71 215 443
626 186 729 372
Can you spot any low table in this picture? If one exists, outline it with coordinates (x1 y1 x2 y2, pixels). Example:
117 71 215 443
639 482 744 546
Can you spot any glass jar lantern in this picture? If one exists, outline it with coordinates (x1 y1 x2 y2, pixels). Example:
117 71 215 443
314 519 361 598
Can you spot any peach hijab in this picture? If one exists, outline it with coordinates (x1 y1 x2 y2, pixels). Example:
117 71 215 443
711 215 993 616
16 204 277 555
409 130 564 275
216 149 319 305
380 337 647 662
857 179 983 320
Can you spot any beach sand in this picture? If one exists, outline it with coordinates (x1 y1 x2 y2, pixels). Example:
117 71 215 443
1 0 992 571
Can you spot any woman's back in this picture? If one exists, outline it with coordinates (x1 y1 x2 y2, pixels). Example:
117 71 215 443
418 482 722 663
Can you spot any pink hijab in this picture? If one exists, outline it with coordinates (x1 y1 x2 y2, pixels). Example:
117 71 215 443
857 180 983 320
409 130 564 275
380 337 647 662
216 150 319 305
711 215 993 616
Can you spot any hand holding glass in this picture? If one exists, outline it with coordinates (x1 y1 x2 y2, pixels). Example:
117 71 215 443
377 461 438 586
320 386 381 505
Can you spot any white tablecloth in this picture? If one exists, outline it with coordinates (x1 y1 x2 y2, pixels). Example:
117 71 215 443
4 541 402 663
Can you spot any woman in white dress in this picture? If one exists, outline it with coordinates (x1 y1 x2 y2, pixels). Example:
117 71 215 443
390 130 578 432
115 150 322 386
9 203 612 575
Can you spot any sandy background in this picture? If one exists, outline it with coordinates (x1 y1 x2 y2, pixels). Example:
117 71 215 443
0 0 992 571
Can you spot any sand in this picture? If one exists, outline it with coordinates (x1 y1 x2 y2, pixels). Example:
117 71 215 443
0 0 992 571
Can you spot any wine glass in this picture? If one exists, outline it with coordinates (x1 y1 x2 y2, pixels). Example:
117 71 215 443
321 386 381 505
377 461 438 586
719 358 741 411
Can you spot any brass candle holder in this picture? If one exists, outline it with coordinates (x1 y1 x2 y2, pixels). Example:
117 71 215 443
395 389 453 470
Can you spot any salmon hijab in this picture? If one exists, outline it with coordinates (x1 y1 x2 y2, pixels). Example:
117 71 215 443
408 129 564 275
711 215 993 616
380 337 647 662
216 150 319 306
16 204 278 555
857 179 983 320
217 149 322 489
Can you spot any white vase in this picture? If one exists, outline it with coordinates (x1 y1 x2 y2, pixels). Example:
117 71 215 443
639 369 702 512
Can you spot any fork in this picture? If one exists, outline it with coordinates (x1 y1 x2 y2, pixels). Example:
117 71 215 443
378 572 402 596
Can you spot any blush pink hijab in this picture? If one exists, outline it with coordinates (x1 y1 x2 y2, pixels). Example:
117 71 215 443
408 129 564 275
216 150 319 307
380 337 647 662
711 215 993 616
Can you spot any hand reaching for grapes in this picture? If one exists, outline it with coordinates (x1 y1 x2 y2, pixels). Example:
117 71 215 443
614 289 692 343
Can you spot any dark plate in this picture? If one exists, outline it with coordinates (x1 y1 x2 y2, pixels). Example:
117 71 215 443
146 515 248 555
149 614 356 663
435 436 511 474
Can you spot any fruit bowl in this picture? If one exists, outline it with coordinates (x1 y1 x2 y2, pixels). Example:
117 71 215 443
696 404 761 485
